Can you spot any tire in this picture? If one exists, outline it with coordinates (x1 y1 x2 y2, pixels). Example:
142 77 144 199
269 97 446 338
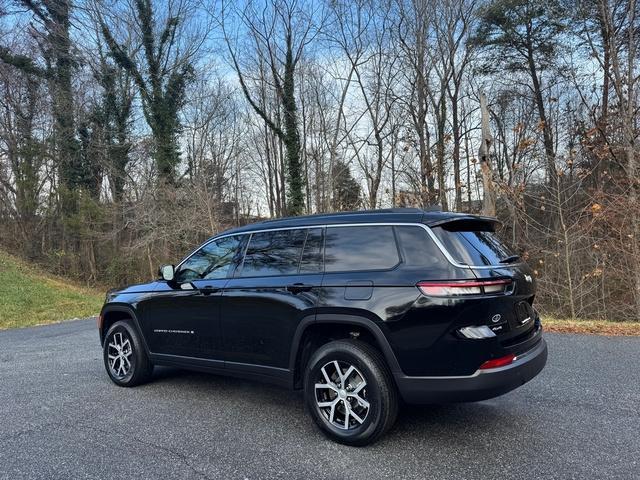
304 339 398 446
103 320 153 387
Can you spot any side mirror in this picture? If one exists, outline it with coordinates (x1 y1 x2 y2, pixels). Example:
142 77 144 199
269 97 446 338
159 264 175 282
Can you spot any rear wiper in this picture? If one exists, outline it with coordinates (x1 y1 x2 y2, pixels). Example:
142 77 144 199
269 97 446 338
499 255 520 264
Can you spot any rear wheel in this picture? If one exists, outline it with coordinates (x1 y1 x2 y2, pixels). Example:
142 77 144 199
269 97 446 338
304 340 398 446
103 320 153 387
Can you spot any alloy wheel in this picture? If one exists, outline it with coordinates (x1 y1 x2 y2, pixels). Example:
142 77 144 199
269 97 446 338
314 360 370 430
107 330 133 379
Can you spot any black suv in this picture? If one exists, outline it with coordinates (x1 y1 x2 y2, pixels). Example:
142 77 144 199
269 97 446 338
99 208 547 445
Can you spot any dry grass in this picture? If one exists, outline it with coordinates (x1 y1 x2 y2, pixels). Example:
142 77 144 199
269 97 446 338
543 318 640 336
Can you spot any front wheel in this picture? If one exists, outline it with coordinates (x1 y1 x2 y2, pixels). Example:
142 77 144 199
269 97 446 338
103 320 153 387
304 340 398 446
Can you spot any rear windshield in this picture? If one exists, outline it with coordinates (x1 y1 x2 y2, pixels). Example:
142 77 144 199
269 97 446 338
431 221 516 266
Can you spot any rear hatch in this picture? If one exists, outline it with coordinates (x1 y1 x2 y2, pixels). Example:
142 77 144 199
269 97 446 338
430 218 540 351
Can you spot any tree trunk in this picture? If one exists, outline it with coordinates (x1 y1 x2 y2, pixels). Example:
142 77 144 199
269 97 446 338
282 32 304 216
451 90 462 211
435 91 448 211
479 92 496 216
525 38 556 183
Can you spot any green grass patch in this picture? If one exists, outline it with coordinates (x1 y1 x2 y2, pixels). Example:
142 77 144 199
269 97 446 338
0 250 103 329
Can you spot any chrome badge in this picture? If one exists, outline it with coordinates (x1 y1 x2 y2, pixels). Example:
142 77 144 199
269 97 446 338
524 274 533 283
491 314 502 323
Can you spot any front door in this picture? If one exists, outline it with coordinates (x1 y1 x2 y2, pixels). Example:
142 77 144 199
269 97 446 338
138 234 245 360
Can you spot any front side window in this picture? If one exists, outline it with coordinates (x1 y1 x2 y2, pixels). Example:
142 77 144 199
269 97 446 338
239 229 307 277
176 235 244 282
324 226 399 272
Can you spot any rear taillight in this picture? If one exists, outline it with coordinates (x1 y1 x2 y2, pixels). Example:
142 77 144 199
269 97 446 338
479 353 516 370
417 279 512 297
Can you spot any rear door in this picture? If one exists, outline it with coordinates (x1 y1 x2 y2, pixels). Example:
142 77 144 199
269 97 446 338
220 228 324 369
319 225 406 322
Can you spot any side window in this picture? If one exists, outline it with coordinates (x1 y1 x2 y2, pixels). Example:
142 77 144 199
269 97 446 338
394 226 448 269
431 222 515 266
176 235 243 282
324 226 399 272
300 228 324 273
239 229 307 277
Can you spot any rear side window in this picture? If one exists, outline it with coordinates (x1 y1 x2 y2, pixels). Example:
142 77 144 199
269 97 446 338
432 221 515 266
324 226 399 272
394 226 448 269
240 229 307 277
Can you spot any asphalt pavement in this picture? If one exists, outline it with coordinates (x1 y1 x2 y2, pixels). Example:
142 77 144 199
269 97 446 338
0 319 638 479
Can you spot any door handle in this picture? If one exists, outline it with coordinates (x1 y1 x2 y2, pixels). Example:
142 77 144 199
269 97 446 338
286 283 313 294
199 285 220 296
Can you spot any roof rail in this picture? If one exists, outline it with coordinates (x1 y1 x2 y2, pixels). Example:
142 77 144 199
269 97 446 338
422 205 443 212
254 207 429 225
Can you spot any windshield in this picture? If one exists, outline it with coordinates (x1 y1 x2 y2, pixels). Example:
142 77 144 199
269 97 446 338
431 221 516 266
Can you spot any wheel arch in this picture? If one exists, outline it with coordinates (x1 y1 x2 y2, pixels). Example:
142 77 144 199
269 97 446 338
100 304 150 355
289 314 402 390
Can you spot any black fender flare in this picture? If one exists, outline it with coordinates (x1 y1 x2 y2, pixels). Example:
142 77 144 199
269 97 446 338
100 304 151 356
288 313 403 376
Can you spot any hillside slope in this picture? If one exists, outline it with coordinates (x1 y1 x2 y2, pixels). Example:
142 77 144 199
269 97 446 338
0 251 103 329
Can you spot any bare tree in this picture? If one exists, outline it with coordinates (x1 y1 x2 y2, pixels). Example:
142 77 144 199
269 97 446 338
435 0 478 210
96 0 203 183
221 0 322 215
0 60 48 253
397 0 438 207
577 0 640 317
0 0 82 213
338 0 399 208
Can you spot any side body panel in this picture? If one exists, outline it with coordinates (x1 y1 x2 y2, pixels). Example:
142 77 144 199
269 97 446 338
221 273 323 368
137 278 227 359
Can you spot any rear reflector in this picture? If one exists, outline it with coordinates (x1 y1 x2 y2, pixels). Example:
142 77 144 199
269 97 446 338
458 325 497 339
479 353 516 370
417 279 512 296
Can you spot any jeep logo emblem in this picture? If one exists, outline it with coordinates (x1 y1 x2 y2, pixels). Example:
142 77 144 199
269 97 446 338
491 314 502 323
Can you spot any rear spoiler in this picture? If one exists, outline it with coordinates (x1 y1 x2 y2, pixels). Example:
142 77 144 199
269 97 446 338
423 214 501 229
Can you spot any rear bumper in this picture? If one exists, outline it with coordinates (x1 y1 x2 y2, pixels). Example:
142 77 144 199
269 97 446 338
395 337 548 404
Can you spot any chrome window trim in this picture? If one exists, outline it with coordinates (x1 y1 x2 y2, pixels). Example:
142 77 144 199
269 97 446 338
175 222 524 273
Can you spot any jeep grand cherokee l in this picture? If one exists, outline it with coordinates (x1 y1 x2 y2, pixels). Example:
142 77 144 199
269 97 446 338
98 208 547 445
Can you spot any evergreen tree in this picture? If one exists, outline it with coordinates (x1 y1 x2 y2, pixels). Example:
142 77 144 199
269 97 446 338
474 0 567 182
332 161 361 211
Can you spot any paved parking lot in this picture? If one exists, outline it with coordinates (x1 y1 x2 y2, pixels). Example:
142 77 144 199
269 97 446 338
0 319 638 479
